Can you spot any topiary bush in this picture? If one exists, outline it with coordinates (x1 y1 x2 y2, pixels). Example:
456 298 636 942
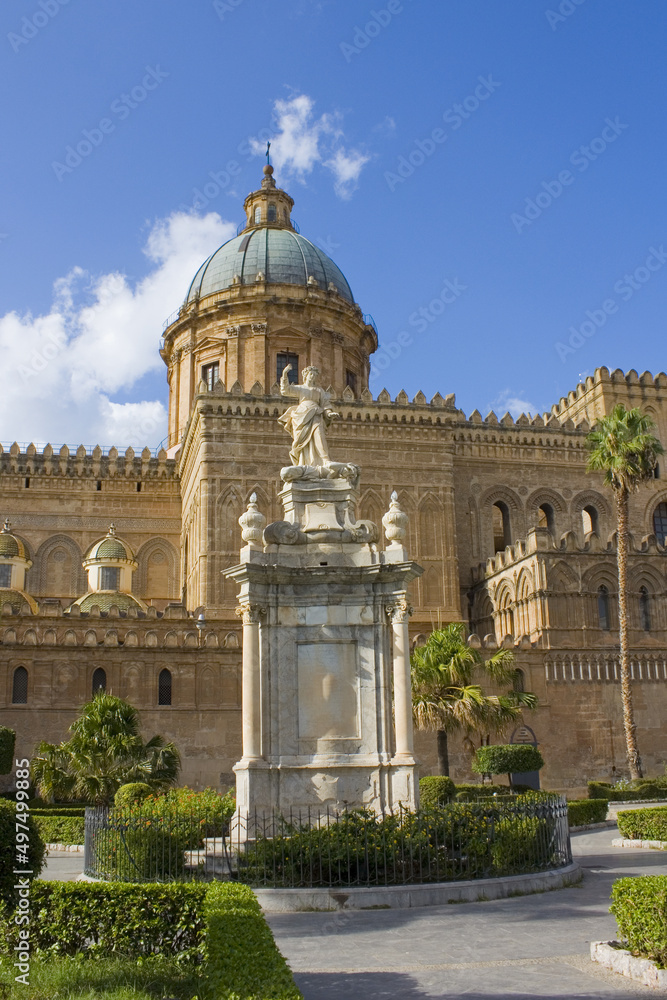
419 776 456 807
472 744 544 786
0 728 16 775
92 820 190 881
617 806 667 842
611 875 667 967
567 799 609 827
205 882 303 999
114 782 154 808
33 815 85 845
0 799 45 909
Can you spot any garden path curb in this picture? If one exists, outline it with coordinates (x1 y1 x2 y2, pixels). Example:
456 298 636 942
611 837 667 850
254 861 581 912
591 941 667 989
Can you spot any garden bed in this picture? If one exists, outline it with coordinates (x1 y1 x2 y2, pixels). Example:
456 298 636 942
591 941 667 989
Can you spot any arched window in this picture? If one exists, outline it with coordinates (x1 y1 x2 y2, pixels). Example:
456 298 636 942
653 502 667 545
513 668 525 693
639 586 651 631
582 505 599 535
597 585 610 630
12 666 28 704
92 668 106 696
254 206 261 224
267 203 277 222
0 564 11 588
492 502 511 553
158 668 172 706
537 504 555 533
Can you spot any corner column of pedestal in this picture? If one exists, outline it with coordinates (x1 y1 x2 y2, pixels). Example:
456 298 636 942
235 603 265 760
387 598 414 759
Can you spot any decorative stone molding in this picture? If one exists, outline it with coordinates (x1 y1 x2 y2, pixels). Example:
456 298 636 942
251 323 267 335
226 325 240 338
235 604 266 625
383 491 409 544
385 598 413 624
239 493 266 545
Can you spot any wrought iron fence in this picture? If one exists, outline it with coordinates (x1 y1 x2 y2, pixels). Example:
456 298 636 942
84 794 571 887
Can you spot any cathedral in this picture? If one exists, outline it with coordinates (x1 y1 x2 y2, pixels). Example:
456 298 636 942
1 165 666 795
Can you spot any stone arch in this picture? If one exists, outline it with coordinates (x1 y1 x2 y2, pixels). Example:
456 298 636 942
644 493 667 544
134 538 179 601
418 493 444 560
421 565 444 606
570 490 611 539
197 665 216 707
494 582 515 640
217 486 243 603
33 534 85 599
480 486 523 556
548 560 579 591
360 489 385 538
526 488 565 535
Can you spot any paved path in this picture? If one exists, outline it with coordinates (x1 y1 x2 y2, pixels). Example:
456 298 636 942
267 829 667 999
41 849 85 881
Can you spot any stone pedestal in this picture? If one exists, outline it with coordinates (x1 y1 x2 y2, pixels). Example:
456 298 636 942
225 468 422 820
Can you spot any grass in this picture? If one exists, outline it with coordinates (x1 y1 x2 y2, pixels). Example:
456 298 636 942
0 957 208 1000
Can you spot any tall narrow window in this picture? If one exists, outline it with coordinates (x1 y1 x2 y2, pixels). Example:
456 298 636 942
492 502 510 553
202 362 219 392
639 586 651 631
653 502 667 545
513 668 525 693
597 585 610 630
100 566 120 590
582 505 599 536
0 565 11 588
92 668 106 695
12 666 28 704
267 203 277 222
158 668 172 706
345 370 357 395
276 352 299 384
537 504 555 533
254 206 261 224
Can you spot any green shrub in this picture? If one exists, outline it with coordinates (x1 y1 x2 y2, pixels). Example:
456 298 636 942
454 783 513 801
0 799 45 909
610 876 667 967
490 814 548 874
1 882 206 962
567 799 609 826
205 881 303 999
30 806 86 817
0 728 15 775
92 820 190 881
472 744 544 782
33 815 85 844
114 782 154 807
588 780 667 802
419 776 456 807
124 786 236 844
617 806 667 842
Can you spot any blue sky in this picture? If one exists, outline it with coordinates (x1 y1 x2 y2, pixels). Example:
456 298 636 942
1 0 666 447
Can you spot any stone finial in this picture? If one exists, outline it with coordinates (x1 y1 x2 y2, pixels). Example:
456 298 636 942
382 491 409 544
108 523 117 536
239 493 266 546
2 519 10 534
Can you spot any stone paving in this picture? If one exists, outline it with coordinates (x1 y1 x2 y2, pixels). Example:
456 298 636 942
42 829 667 997
266 829 667 999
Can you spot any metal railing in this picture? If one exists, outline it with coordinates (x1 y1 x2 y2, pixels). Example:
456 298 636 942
84 795 571 887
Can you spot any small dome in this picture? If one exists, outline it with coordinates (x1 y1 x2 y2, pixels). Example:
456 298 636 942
85 525 135 564
186 228 354 305
0 520 27 560
0 589 37 614
74 592 145 614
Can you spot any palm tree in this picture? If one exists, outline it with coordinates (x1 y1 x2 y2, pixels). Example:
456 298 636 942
586 404 663 780
32 694 181 805
411 623 537 776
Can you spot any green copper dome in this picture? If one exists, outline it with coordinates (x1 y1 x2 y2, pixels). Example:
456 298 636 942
96 537 130 560
74 592 145 613
186 228 354 305
0 520 27 559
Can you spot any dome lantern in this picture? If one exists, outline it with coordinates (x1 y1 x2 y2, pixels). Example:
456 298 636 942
70 524 146 613
242 165 295 233
0 518 37 612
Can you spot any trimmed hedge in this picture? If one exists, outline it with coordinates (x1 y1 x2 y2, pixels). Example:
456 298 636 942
33 815 85 845
419 776 455 807
472 744 544 778
611 876 667 968
205 882 303 999
589 780 667 802
617 806 667 843
5 882 207 962
0 799 45 909
0 728 15 775
92 822 190 881
114 782 153 807
567 799 609 827
30 807 86 817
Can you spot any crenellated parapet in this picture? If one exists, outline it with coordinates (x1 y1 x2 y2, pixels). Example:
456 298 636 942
0 443 178 481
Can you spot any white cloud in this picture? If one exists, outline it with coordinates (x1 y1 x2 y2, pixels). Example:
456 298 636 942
0 211 235 448
250 94 369 198
489 389 538 419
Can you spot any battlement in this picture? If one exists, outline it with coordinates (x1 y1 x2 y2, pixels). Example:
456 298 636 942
551 367 667 425
0 443 178 480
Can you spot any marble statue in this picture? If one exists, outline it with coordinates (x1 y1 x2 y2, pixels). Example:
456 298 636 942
278 365 340 468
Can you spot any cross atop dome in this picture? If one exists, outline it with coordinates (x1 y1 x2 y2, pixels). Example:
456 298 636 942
242 165 295 233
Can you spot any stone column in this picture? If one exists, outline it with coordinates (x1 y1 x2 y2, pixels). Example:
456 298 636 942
235 603 265 760
387 598 414 758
